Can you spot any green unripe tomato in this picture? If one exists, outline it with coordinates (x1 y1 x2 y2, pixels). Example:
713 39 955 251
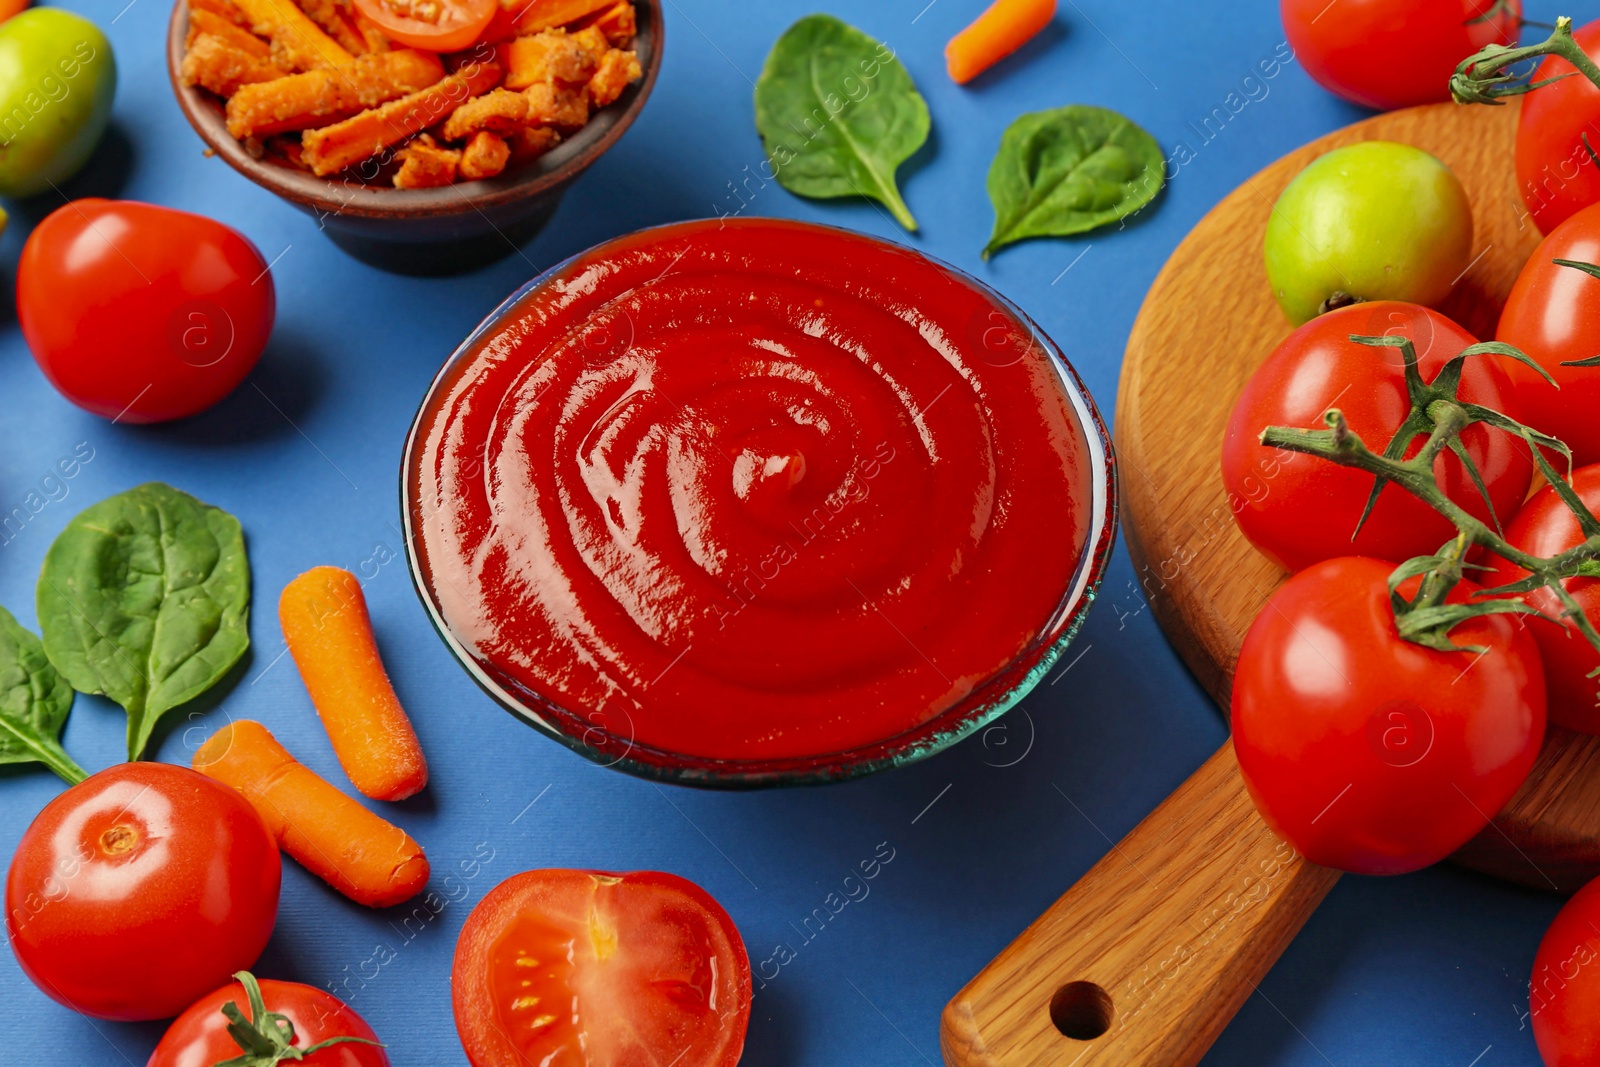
1264 141 1473 326
0 9 116 198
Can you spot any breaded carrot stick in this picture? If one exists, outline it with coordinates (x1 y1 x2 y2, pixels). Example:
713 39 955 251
301 61 501 175
194 721 429 908
191 0 252 28
232 0 355 71
945 0 1055 84
509 0 616 34
189 7 273 57
226 48 443 139
280 567 428 802
183 34 290 97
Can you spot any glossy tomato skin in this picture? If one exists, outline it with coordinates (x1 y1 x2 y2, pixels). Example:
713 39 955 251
18 199 274 424
1532 875 1600 1067
5 763 281 1021
1497 202 1600 467
1222 302 1531 573
1281 0 1519 111
150 979 389 1067
1518 19 1600 235
453 869 752 1067
1480 466 1600 734
1233 557 1546 875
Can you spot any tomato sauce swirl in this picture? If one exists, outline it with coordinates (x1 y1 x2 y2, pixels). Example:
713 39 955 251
408 219 1092 761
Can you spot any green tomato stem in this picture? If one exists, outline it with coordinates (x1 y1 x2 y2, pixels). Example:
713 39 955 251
1452 16 1600 104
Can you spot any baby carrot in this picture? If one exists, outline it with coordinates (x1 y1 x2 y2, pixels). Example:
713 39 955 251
280 566 428 802
193 720 430 908
945 0 1056 85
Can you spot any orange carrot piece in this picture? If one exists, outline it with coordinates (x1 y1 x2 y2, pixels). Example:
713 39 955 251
300 0 369 56
232 0 355 71
394 136 461 187
191 0 252 28
193 721 430 908
507 124 559 163
586 46 638 107
573 0 634 46
189 7 272 57
300 60 501 175
945 0 1055 85
183 33 290 97
441 86 526 140
458 130 510 179
508 0 615 35
225 48 443 139
281 566 429 802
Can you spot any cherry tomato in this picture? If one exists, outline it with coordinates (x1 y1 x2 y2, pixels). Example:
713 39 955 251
1532 874 1600 1067
351 0 496 52
1280 0 1519 111
1232 556 1546 875
1222 302 1531 573
1497 201 1600 467
150 974 390 1067
1479 465 1600 734
452 869 751 1067
5 763 281 1021
18 199 274 424
1517 18 1600 235
1265 142 1474 325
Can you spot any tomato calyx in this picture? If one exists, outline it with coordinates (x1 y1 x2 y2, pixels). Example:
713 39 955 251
1553 261 1600 363
1452 15 1600 104
213 972 384 1067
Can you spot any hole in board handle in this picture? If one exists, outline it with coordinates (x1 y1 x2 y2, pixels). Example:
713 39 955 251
1050 981 1114 1040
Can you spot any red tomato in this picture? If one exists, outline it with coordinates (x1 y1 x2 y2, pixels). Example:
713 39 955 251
452 870 751 1067
5 763 281 1021
1498 202 1600 466
1232 557 1546 875
1517 19 1600 235
1479 465 1600 734
352 0 496 52
1280 0 1520 111
150 975 389 1067
18 199 274 424
1533 874 1600 1067
1222 302 1531 573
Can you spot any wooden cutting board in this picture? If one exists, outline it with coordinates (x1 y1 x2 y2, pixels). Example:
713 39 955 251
940 99 1595 1067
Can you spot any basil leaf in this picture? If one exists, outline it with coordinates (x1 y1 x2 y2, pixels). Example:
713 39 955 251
754 14 929 231
0 605 86 784
984 105 1165 258
37 483 251 761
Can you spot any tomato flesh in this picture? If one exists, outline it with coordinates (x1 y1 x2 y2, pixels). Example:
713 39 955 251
352 0 496 52
17 199 274 424
1533 875 1600 1067
453 870 751 1067
1221 302 1531 573
1517 18 1600 235
1281 0 1520 111
150 977 390 1067
1480 465 1600 734
1232 557 1546 875
5 763 281 1021
1497 201 1600 468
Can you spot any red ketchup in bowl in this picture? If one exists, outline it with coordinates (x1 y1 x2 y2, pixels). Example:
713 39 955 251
407 219 1093 764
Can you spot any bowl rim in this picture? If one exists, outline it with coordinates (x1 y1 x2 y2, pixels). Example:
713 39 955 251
398 217 1119 788
165 0 664 220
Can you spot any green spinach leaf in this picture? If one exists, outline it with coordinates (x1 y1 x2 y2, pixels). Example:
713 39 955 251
0 605 85 784
985 105 1165 258
754 15 929 231
37 482 250 761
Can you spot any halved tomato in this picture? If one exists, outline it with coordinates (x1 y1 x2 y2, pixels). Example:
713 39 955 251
452 869 751 1067
351 0 496 52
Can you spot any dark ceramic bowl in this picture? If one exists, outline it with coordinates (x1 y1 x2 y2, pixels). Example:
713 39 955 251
400 220 1119 788
166 0 662 274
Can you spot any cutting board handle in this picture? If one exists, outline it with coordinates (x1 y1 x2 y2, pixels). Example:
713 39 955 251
940 741 1340 1067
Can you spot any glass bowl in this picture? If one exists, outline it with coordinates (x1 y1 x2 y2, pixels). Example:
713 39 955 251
400 220 1117 788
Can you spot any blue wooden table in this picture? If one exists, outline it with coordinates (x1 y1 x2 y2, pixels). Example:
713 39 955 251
2 0 1583 1063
